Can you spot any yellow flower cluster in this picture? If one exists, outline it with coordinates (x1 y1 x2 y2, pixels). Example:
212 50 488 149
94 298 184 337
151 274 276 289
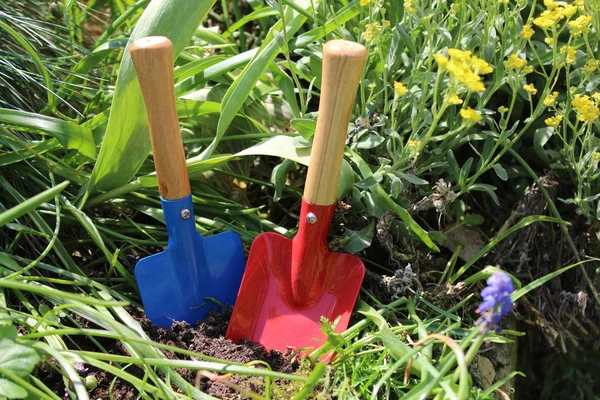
504 54 527 69
407 140 421 148
362 23 381 42
503 54 533 74
460 107 482 122
544 91 559 106
592 93 600 103
520 24 535 39
404 0 416 15
533 2 577 30
360 0 370 6
592 152 600 161
584 59 599 73
572 94 599 123
545 114 563 127
447 95 463 105
568 15 591 37
523 83 537 95
394 81 408 97
559 46 577 65
434 49 493 92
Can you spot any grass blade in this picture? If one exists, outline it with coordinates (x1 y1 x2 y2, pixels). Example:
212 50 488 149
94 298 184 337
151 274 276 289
0 181 69 228
89 0 217 193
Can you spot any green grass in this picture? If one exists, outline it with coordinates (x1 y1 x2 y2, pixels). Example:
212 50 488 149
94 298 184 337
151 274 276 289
1 0 599 399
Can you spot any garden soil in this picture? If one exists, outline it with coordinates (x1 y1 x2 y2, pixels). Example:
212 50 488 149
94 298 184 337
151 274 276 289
40 308 297 399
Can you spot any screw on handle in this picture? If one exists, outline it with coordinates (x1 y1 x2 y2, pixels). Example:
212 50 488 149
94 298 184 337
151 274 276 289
129 36 191 200
303 40 367 206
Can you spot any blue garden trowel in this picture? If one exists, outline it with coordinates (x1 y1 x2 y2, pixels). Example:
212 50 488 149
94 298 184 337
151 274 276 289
130 36 246 328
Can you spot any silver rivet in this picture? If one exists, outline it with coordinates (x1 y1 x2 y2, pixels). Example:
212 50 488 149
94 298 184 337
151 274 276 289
306 212 317 224
180 209 191 219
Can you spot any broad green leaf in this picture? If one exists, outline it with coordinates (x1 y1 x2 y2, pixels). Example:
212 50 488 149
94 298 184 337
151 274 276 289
395 171 428 185
0 378 27 399
533 126 553 164
337 160 355 200
492 163 508 181
89 0 217 193
467 183 500 205
0 325 16 340
235 135 310 165
462 213 485 225
458 157 473 187
200 0 311 160
270 64 301 118
0 181 69 228
0 339 40 377
271 159 295 202
290 118 316 139
355 134 385 149
341 221 374 254
447 150 460 181
0 109 95 158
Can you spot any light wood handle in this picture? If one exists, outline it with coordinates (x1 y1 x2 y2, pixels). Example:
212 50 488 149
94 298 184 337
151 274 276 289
304 40 367 206
130 36 190 200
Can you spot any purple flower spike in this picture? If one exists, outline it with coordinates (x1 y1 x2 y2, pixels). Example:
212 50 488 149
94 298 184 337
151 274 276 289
476 271 515 333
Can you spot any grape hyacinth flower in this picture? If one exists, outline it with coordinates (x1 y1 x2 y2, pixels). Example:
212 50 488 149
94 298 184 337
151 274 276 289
476 271 515 333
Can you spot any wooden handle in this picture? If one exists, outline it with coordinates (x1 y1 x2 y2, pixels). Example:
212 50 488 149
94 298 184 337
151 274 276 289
130 36 190 200
304 40 367 206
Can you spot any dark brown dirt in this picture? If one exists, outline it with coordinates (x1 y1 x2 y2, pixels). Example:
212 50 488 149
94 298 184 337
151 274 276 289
83 307 297 400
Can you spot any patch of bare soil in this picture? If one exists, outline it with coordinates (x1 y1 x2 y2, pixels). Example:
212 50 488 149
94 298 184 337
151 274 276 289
47 308 297 399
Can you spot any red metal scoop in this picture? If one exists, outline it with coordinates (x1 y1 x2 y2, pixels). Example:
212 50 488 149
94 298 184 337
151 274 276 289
226 40 367 356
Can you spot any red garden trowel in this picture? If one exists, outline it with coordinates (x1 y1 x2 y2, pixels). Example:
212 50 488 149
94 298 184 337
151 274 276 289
130 37 245 328
226 40 367 356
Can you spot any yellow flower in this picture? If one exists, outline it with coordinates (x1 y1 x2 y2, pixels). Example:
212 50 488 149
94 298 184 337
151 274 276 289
544 37 556 47
522 65 534 74
382 19 391 28
572 94 599 123
447 95 463 105
501 0 509 3
460 107 482 122
404 0 416 15
394 81 408 97
575 0 585 9
544 0 557 10
520 24 535 39
545 114 563 127
498 106 509 113
360 0 369 6
562 4 578 18
433 54 449 70
523 83 537 95
560 46 577 65
407 140 420 148
544 91 559 106
470 55 494 75
569 15 592 37
592 152 600 161
504 54 528 70
584 59 598 73
362 23 381 42
439 49 493 92
533 10 564 30
592 93 600 103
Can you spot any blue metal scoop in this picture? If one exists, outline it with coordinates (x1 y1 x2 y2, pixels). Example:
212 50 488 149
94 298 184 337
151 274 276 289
130 36 246 327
